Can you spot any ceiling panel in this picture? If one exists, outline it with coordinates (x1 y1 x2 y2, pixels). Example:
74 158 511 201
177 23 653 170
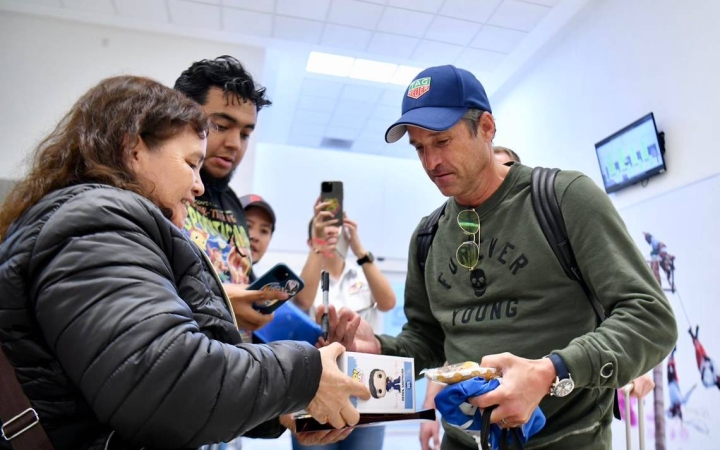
168 0 220 29
328 112 368 130
373 104 402 122
527 0 562 6
327 0 384 29
378 89 405 107
114 0 168 22
376 7 434 38
454 47 506 73
293 111 333 127
20 0 62 6
470 24 526 53
366 32 419 59
273 16 324 44
439 0 503 24
320 24 373 51
364 120 394 137
424 16 483 46
222 0 275 13
296 95 338 114
290 123 327 137
276 0 330 21
63 0 114 14
324 125 361 140
333 100 376 118
387 0 444 14
300 78 345 99
223 8 273 36
410 40 465 66
9 0 582 159
487 0 550 32
340 85 385 103
288 133 323 148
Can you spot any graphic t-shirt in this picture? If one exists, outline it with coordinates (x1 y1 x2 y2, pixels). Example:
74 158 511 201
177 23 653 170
182 181 252 343
183 195 252 285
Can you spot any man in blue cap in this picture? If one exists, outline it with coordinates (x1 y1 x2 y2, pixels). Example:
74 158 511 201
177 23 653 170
320 65 676 449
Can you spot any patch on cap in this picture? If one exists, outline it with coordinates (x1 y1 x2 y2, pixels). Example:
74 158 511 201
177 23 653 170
248 194 264 203
407 77 431 99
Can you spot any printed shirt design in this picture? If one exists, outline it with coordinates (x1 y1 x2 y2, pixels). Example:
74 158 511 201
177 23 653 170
183 200 252 285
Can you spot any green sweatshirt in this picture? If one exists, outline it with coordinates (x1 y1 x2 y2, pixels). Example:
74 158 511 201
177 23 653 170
378 164 677 449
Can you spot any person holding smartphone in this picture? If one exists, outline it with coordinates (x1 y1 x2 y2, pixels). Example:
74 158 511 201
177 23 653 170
291 198 397 450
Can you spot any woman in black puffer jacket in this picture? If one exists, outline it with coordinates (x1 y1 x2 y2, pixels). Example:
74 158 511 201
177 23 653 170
0 76 368 450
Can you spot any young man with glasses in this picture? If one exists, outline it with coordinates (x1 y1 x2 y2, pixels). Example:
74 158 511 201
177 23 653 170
320 65 677 449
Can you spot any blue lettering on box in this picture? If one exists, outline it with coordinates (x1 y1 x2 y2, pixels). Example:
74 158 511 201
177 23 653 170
404 362 413 409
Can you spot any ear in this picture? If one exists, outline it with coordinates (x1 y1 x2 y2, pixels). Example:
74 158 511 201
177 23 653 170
478 112 496 141
123 135 148 170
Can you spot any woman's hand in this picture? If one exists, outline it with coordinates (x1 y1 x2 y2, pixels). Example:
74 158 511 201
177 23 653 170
342 217 366 258
306 342 371 429
279 414 354 445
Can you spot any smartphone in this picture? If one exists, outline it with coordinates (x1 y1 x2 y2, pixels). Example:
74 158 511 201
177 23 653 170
248 263 305 314
320 181 343 227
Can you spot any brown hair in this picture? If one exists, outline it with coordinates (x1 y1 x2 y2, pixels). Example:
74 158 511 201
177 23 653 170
0 75 208 241
493 146 521 163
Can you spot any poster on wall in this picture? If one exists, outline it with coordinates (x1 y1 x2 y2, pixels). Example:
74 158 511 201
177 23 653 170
613 174 720 449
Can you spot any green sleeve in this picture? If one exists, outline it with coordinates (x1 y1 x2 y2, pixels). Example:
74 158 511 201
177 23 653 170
553 174 677 389
377 220 447 376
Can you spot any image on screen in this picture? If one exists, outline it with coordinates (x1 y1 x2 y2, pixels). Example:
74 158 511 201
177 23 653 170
595 113 665 194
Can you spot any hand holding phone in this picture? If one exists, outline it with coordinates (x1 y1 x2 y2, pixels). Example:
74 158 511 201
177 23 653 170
248 263 305 314
320 181 343 228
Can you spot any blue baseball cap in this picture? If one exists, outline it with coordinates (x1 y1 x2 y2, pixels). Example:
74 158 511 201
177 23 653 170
385 65 492 143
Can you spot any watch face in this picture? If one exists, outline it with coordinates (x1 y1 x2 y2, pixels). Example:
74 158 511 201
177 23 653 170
553 378 575 397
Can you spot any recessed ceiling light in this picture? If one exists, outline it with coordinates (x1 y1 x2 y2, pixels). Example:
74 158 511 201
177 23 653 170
390 65 422 86
306 51 422 87
306 51 354 77
350 59 398 83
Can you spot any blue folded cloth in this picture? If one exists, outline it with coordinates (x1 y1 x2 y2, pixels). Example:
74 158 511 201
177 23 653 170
435 377 546 450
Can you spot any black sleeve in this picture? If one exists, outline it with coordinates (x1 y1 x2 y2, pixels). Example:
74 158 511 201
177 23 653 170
29 189 321 448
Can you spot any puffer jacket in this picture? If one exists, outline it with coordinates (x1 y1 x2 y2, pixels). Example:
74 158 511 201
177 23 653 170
0 184 322 449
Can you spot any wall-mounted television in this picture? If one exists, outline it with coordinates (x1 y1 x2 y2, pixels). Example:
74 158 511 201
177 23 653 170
594 112 666 194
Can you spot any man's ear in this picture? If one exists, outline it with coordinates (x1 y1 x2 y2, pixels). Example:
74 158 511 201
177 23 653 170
478 112 496 141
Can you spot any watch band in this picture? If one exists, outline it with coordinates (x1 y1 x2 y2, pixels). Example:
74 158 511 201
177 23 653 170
357 252 374 265
547 353 570 380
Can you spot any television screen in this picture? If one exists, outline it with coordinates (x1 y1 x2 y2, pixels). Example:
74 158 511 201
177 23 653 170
595 112 666 194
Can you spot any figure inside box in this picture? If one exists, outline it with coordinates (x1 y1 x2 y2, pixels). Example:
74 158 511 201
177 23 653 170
369 368 402 399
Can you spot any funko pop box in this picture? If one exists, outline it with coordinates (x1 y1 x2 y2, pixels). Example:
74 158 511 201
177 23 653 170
337 352 415 413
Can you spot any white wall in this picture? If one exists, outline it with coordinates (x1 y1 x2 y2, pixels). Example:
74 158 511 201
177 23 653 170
251 143 446 262
0 11 264 195
491 0 720 210
488 1 720 448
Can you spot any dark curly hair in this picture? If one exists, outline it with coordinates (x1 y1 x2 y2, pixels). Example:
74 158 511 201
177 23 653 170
0 75 208 241
174 55 272 111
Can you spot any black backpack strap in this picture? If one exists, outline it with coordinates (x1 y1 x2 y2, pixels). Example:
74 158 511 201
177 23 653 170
530 167 607 324
531 167 620 420
416 202 447 274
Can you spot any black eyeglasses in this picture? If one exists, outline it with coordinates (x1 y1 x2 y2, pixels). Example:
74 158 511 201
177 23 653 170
456 209 480 270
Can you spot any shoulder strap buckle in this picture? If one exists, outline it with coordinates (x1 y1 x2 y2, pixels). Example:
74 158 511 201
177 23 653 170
2 407 40 441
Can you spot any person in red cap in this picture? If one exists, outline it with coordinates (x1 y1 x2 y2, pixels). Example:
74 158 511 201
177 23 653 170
240 194 277 283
